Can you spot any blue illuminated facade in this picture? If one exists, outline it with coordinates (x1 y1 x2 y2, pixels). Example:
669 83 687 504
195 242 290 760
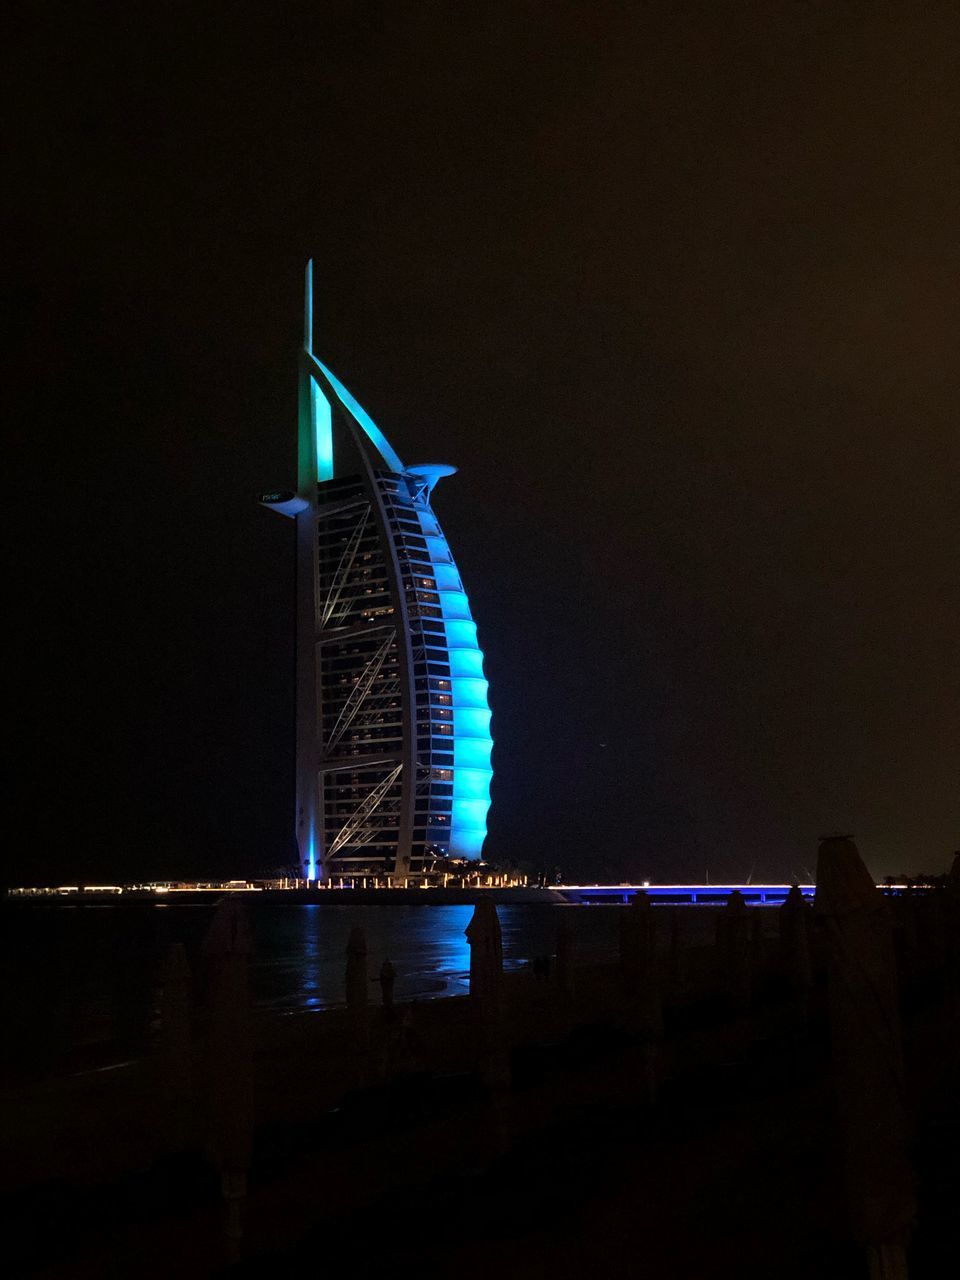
261 264 492 880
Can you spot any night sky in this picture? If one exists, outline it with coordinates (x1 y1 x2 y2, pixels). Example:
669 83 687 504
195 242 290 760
8 2 958 887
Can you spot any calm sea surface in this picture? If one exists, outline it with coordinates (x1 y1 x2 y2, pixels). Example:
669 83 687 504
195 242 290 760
0 902 734 1082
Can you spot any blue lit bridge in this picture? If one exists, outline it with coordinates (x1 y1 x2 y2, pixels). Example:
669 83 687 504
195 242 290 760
554 884 816 906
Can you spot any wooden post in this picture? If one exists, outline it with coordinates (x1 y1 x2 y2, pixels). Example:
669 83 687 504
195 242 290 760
778 884 812 1029
556 917 577 1004
156 942 194 1149
749 904 765 998
816 836 915 1279
716 890 751 1013
943 852 960 1062
379 958 396 1012
465 898 509 1089
666 907 684 998
619 891 662 1102
201 899 254 1264
345 925 369 1085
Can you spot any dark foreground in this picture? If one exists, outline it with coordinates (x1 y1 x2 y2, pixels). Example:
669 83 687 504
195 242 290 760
2 880 959 1278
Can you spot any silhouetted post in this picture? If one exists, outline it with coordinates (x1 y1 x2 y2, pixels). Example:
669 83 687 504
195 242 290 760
466 898 509 1089
345 926 369 1084
945 851 960 1060
912 885 945 980
374 959 400 1079
778 885 812 1028
619 895 640 974
156 942 194 1147
379 958 396 1012
556 917 576 1004
716 890 751 1013
202 899 254 1263
620 891 662 1102
467 899 510 1158
620 893 663 1028
887 888 922 998
749 905 765 998
816 836 915 1279
666 907 684 997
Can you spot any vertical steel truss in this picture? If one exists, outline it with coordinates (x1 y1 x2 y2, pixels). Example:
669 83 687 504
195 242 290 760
319 506 370 628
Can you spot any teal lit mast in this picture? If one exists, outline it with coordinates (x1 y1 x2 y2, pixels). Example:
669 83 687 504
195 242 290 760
261 265 493 882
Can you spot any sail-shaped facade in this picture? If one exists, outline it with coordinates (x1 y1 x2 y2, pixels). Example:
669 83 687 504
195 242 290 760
261 265 492 881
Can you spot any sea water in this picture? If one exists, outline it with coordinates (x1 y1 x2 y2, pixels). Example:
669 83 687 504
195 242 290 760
0 901 745 1081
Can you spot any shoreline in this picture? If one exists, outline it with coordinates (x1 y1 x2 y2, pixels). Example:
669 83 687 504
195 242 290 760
5 882 820 907
3 885 569 907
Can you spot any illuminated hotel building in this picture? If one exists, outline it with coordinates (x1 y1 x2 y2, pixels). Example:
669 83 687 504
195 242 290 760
260 264 492 881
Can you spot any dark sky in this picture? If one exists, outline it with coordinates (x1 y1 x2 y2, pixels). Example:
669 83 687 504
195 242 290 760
7 1 958 886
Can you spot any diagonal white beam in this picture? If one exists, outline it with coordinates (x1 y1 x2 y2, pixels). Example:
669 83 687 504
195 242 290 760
327 763 403 858
325 635 395 753
319 507 370 628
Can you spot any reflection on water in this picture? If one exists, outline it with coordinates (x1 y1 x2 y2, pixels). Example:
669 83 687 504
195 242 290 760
0 901 731 1080
253 903 476 1013
250 903 636 1015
